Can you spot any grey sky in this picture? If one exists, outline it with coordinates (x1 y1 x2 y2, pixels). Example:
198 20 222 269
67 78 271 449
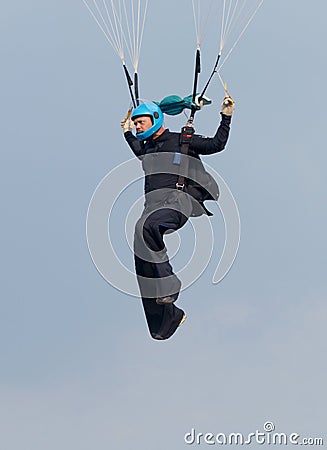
0 1 326 449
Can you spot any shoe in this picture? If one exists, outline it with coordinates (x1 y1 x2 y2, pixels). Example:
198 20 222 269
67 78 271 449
152 334 165 340
151 314 186 340
178 313 187 327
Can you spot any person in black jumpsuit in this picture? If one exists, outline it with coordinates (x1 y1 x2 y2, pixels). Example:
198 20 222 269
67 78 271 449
121 96 234 340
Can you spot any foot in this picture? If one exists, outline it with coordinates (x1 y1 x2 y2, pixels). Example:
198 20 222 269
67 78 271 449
152 314 186 340
152 334 165 340
178 313 187 327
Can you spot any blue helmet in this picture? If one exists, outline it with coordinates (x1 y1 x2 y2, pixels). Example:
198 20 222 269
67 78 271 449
131 102 164 140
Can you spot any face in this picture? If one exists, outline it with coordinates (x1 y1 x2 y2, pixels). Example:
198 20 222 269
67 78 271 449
133 116 153 134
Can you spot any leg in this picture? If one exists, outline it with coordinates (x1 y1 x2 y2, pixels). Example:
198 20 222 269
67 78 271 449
134 208 187 340
134 254 185 340
138 208 188 298
141 298 185 341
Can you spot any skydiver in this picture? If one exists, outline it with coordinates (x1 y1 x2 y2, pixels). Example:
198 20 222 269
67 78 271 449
121 95 234 340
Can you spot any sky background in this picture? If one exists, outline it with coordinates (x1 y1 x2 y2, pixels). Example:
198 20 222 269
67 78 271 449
0 1 326 449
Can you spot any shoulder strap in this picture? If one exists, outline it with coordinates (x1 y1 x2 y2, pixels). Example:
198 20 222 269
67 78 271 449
176 126 194 190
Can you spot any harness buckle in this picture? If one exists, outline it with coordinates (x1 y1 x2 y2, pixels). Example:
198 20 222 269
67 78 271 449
180 125 195 145
176 182 185 190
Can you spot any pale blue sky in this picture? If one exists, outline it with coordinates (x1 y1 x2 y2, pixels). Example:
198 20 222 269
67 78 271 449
0 1 326 449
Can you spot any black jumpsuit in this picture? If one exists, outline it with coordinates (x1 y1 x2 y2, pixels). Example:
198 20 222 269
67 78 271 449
124 113 231 340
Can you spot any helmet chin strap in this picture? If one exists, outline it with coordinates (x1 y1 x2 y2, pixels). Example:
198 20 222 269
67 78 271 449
152 127 165 140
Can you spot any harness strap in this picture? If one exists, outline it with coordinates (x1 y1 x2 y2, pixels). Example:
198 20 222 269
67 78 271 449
190 48 201 121
176 126 194 190
123 64 137 108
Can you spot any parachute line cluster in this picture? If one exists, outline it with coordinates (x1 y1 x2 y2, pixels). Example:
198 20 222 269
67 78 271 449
192 0 218 48
82 0 264 110
82 0 149 73
191 0 264 75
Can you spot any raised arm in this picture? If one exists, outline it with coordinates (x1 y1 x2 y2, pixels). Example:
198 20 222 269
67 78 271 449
121 109 145 158
190 95 234 155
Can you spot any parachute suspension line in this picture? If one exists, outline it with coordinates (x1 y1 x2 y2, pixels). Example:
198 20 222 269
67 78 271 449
190 0 217 123
220 0 227 53
82 0 124 60
115 0 124 58
133 0 149 104
119 0 149 104
220 0 238 51
83 0 149 105
135 0 141 66
119 0 138 102
191 0 201 48
217 72 225 89
217 72 228 93
105 0 123 54
135 0 149 72
132 0 140 105
199 52 221 101
131 0 136 64
119 0 148 73
195 0 264 100
221 0 247 52
121 1 134 68
218 0 264 73
192 0 217 47
82 0 136 106
92 0 124 58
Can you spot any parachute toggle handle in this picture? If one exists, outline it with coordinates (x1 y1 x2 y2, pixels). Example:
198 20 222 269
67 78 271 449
223 81 231 98
222 81 235 107
122 108 133 123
